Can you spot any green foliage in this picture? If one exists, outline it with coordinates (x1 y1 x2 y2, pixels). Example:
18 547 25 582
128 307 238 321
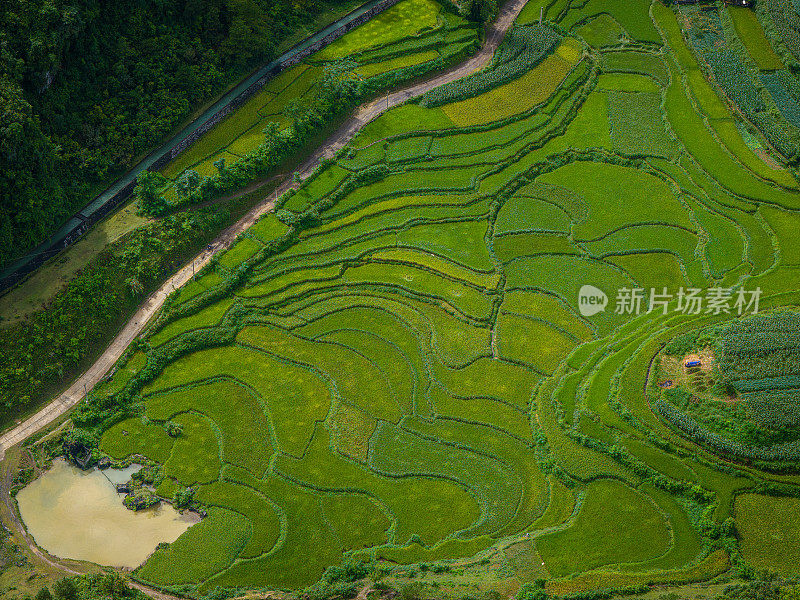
654 312 800 463
164 420 183 437
0 0 364 268
175 169 202 199
322 561 371 584
123 487 161 511
73 3 800 594
52 579 78 600
657 8 799 206
719 312 800 381
0 77 69 267
62 428 98 462
135 171 170 217
517 581 548 600
399 582 424 600
36 573 148 600
0 208 224 427
683 6 800 163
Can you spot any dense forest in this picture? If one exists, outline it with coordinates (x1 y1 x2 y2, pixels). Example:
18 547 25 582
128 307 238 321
0 0 353 270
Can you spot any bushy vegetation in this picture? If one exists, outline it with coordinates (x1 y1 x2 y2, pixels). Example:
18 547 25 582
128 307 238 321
682 5 800 163
654 312 800 466
153 0 480 196
18 572 149 600
0 0 480 428
0 0 362 269
0 209 225 425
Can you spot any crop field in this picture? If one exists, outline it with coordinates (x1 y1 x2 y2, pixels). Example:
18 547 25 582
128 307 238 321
86 0 800 595
159 0 479 183
735 494 800 576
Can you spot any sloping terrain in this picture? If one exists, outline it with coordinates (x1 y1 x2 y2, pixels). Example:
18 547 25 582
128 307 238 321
63 0 800 595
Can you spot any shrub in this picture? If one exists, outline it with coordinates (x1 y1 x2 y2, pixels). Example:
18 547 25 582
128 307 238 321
323 561 371 584
518 582 548 600
164 421 183 438
123 488 161 511
52 579 78 600
62 429 98 464
400 582 424 600
173 487 195 509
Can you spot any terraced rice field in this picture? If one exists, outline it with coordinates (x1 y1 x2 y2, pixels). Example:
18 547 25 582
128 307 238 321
90 0 800 595
158 0 479 187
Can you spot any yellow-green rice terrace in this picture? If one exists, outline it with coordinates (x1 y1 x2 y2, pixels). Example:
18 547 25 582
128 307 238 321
83 0 800 595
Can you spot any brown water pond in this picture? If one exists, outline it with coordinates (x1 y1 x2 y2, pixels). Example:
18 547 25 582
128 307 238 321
16 458 198 568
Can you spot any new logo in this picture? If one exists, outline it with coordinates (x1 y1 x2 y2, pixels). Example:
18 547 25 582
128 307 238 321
578 285 607 316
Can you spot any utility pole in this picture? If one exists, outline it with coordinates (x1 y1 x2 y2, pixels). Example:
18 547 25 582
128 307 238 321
540 6 543 24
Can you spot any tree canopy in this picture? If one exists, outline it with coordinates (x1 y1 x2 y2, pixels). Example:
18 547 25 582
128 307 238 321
0 0 351 269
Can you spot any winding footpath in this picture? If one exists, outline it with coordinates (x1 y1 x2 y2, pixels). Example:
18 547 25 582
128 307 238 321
0 0 529 461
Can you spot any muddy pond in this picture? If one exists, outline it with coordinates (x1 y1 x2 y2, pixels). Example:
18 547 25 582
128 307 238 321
16 458 198 568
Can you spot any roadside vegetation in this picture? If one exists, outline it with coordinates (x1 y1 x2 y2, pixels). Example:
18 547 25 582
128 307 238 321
0 0 378 270
136 0 480 218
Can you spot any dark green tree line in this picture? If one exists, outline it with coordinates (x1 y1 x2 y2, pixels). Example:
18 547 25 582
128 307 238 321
0 0 353 269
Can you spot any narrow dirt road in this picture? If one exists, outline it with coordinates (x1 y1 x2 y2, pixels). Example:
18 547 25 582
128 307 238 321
0 0 528 460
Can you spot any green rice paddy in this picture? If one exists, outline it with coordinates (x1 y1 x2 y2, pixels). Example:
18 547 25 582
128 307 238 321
159 0 478 184
735 494 800 576
90 0 800 594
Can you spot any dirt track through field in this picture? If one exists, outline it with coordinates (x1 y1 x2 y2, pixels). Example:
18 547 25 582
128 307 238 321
0 0 529 461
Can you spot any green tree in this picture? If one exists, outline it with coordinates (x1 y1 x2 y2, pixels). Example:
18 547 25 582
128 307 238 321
0 76 67 266
175 169 201 197
318 58 361 108
284 98 313 135
173 486 196 509
62 428 97 461
134 171 168 216
52 578 78 600
783 586 800 600
399 582 423 600
460 0 498 23
220 0 275 69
